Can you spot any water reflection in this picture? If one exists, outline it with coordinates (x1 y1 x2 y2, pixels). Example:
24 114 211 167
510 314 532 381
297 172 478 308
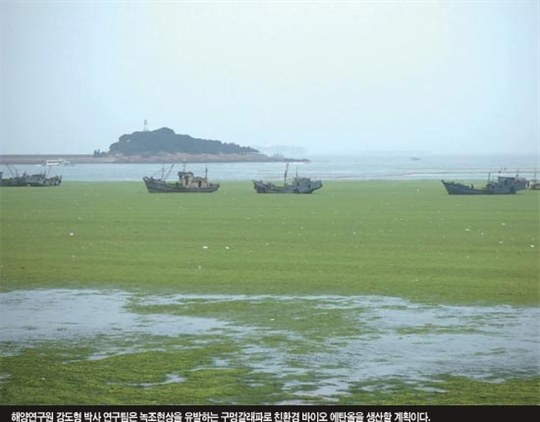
1 289 538 399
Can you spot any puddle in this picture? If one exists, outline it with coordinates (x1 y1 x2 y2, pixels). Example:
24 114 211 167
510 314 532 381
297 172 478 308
124 373 186 389
1 289 538 401
0 289 229 344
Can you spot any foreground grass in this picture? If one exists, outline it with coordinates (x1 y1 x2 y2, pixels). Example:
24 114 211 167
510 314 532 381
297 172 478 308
0 180 538 404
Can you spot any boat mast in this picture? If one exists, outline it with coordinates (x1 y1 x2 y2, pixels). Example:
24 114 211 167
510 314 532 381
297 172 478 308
164 164 174 180
6 164 17 177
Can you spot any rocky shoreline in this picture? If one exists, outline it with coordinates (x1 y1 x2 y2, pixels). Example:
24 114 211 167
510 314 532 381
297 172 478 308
1 153 310 165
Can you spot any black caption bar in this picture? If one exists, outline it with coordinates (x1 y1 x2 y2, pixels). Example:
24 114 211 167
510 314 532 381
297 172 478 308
1 406 538 422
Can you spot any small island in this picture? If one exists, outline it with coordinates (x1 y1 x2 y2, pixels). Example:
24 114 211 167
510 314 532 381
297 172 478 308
1 127 309 165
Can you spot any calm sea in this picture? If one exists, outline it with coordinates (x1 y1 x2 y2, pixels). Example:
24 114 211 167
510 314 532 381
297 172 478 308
1 153 538 182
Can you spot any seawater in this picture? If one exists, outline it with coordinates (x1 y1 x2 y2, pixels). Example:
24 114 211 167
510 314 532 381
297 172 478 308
1 289 538 397
1 153 538 182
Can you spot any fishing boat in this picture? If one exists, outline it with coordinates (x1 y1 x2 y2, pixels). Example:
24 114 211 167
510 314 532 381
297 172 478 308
143 164 220 193
252 163 322 194
441 174 528 195
0 167 62 187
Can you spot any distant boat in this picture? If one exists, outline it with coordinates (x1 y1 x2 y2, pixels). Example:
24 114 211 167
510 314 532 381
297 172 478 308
143 164 220 193
0 166 62 187
441 174 528 195
252 163 322 194
42 158 73 166
527 170 540 190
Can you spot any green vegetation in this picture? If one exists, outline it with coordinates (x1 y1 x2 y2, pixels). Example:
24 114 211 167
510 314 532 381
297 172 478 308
0 181 538 404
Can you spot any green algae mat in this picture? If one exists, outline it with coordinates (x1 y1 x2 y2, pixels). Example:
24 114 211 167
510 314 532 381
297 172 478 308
1 181 538 404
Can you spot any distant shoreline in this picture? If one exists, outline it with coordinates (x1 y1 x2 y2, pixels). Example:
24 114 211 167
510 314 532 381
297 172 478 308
0 153 310 165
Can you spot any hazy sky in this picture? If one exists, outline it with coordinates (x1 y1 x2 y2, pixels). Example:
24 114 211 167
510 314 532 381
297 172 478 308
1 0 538 156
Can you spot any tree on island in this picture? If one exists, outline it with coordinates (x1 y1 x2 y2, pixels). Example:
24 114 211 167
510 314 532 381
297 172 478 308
107 127 260 156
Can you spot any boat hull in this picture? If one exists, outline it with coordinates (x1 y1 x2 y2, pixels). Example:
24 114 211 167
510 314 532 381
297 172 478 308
252 180 322 194
441 180 516 195
143 177 219 193
0 174 62 187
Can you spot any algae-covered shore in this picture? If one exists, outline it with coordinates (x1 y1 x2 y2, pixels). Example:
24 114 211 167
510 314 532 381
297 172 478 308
1 181 538 404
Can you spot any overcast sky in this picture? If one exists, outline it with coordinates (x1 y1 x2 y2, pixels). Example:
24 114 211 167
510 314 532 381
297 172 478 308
1 0 538 156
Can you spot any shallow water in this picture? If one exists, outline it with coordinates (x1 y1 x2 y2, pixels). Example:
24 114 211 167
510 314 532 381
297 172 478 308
1 153 537 182
1 289 538 401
